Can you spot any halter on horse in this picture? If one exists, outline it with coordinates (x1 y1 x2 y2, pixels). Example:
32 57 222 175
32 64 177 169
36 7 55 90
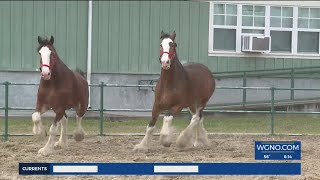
32 36 89 155
134 31 216 152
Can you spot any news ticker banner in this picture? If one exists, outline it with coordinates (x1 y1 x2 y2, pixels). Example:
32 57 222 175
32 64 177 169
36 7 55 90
255 141 301 160
19 162 301 175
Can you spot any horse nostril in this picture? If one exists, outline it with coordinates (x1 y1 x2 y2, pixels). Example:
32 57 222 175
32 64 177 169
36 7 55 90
166 61 170 64
48 72 51 76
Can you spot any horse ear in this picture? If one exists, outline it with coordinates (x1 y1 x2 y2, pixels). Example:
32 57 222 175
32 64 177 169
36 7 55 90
50 36 54 44
170 31 176 41
38 36 42 44
160 30 165 39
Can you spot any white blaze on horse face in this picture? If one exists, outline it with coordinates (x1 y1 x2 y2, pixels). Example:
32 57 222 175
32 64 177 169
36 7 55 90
160 38 173 70
39 46 52 79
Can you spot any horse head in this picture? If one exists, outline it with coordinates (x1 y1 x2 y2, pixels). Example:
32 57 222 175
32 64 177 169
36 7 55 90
37 36 58 80
159 31 177 70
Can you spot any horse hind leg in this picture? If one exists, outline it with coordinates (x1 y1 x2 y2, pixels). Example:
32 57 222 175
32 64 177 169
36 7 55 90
74 115 86 142
73 103 87 142
54 116 68 149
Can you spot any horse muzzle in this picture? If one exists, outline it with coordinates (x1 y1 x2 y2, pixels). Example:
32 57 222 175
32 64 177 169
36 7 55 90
41 72 51 80
160 58 171 70
161 62 171 70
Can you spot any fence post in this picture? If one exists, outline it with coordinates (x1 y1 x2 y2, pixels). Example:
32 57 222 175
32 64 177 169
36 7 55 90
242 72 247 107
99 82 104 136
4 81 9 141
290 69 294 100
270 87 275 135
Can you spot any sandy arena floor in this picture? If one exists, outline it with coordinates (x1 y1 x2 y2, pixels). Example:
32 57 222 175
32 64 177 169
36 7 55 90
0 134 319 180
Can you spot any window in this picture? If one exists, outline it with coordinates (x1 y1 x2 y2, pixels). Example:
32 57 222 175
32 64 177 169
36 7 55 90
298 32 319 53
212 4 237 51
270 31 292 52
242 5 265 27
270 6 293 28
213 29 236 50
270 6 293 52
209 3 320 58
297 7 320 53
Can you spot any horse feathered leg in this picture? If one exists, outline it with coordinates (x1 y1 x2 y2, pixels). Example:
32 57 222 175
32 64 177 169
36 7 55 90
54 116 68 149
176 108 201 150
74 115 85 142
133 125 156 152
32 112 46 137
176 115 199 150
32 105 48 137
38 112 64 155
194 116 210 147
160 115 174 147
133 107 160 152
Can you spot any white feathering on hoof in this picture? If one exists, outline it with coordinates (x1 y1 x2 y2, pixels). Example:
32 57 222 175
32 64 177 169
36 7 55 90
176 114 200 150
54 116 68 149
38 124 58 155
32 112 46 137
133 126 155 152
74 116 85 142
160 116 174 147
194 117 210 147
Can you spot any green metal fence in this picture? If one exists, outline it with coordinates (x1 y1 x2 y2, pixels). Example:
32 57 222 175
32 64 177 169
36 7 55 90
2 81 320 141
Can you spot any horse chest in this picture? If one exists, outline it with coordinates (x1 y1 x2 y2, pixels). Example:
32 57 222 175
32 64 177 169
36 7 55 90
39 87 74 105
158 91 185 107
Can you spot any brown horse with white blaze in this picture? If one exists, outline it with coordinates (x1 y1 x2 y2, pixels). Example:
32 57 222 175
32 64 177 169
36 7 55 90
134 31 215 152
32 36 89 155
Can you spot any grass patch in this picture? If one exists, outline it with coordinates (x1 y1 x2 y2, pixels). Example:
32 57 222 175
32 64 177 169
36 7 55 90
0 114 320 136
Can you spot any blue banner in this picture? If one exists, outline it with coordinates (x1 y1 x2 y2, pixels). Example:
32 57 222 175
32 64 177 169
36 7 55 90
255 141 301 160
19 162 301 175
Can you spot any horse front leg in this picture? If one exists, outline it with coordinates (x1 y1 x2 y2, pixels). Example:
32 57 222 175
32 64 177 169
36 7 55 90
32 103 48 137
160 106 183 147
54 115 68 149
194 114 210 147
38 111 64 155
133 107 161 152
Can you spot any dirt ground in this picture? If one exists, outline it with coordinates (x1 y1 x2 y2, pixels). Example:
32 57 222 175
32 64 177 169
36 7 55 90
0 134 319 180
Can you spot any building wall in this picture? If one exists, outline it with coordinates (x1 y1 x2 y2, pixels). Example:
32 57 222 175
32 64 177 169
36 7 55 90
1 1 320 75
0 1 88 72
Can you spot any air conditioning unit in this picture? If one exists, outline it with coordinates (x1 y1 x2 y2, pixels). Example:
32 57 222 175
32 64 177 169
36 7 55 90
242 35 271 53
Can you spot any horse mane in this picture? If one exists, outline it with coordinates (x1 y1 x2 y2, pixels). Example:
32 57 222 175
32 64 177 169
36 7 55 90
160 33 171 39
75 68 87 78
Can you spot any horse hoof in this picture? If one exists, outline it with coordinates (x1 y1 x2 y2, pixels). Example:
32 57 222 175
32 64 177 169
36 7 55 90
160 135 172 147
54 141 67 149
38 147 53 155
133 144 148 153
162 142 172 147
74 129 85 142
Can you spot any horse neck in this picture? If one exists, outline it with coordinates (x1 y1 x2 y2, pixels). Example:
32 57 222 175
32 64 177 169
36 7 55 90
160 56 186 87
45 58 73 84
